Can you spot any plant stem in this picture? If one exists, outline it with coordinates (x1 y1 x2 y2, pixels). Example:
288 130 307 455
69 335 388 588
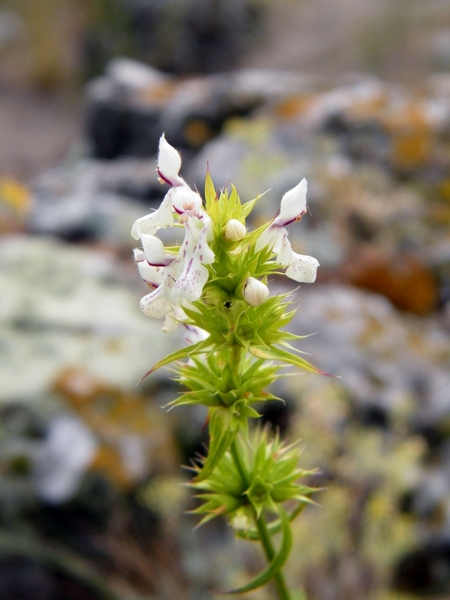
230 438 248 486
255 516 293 600
230 344 242 372
228 343 292 600
230 437 292 600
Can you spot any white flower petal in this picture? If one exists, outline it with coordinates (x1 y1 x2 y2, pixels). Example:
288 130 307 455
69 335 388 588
196 215 215 265
141 234 174 266
158 134 183 186
133 248 145 262
285 253 319 283
131 211 159 239
183 324 209 345
274 178 308 227
131 195 174 240
162 305 187 333
170 186 203 217
255 226 280 253
156 192 175 228
276 233 293 264
173 261 209 303
137 261 165 287
140 286 171 318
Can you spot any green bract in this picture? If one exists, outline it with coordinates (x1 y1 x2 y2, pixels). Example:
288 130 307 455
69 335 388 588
190 429 316 525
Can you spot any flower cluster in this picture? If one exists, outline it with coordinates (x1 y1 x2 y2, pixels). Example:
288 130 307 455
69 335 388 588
131 135 319 332
131 135 215 331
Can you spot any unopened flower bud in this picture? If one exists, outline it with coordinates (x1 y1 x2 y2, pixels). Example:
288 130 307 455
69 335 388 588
243 277 269 306
231 510 250 532
224 219 246 241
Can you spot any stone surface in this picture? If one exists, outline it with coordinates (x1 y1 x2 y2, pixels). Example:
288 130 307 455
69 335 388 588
0 235 178 401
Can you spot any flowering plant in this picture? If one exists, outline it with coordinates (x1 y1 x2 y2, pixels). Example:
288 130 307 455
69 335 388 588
132 135 323 599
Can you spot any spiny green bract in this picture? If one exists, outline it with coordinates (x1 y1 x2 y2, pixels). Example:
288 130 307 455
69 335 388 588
168 354 280 410
190 428 317 528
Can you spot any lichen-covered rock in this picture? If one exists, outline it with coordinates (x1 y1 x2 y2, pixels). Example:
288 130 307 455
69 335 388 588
0 235 178 401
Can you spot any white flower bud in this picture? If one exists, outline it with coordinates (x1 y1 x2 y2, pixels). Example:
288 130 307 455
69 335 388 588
243 277 269 306
231 510 250 532
224 219 246 241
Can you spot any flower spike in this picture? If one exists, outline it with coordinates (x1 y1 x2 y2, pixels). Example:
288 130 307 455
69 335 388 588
133 134 324 599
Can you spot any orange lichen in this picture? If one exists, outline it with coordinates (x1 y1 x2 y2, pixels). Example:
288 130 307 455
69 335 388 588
0 177 31 232
383 103 433 170
274 94 316 120
342 246 438 315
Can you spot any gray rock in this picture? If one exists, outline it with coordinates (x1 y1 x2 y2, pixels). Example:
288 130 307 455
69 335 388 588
0 235 180 401
29 159 161 242
287 283 450 421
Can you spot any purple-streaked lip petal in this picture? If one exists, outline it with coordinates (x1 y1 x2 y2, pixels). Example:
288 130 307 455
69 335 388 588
157 168 173 186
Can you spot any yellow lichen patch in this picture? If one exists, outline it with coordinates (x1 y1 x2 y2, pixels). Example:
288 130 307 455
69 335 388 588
0 177 31 232
274 94 317 120
136 80 177 106
383 103 433 170
436 178 450 204
183 119 214 148
90 446 134 488
344 92 388 122
53 368 179 487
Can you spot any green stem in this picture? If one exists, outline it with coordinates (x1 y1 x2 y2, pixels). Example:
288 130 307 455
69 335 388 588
230 344 242 372
230 439 248 486
255 516 293 600
230 438 292 600
228 344 292 600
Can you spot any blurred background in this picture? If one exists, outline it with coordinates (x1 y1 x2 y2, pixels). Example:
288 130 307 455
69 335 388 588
1 1 450 599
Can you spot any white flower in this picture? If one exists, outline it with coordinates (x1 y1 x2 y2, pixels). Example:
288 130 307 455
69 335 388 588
256 178 319 283
274 178 308 227
132 135 215 330
243 277 270 306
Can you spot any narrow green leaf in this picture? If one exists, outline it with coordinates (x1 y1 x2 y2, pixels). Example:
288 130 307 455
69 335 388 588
204 170 217 208
139 339 214 381
242 194 262 218
248 346 327 375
